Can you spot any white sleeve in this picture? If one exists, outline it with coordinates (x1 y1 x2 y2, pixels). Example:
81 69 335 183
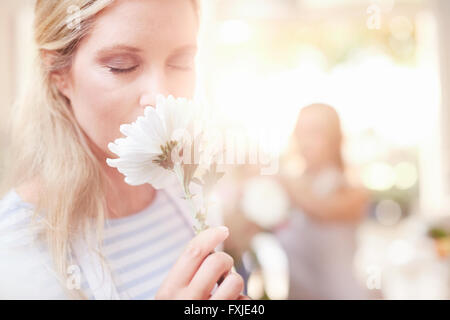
0 194 69 299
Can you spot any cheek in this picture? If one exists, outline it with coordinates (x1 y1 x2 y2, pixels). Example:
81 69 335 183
69 67 140 155
168 70 196 99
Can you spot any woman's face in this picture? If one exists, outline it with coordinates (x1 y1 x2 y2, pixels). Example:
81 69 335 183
59 0 198 159
295 110 334 167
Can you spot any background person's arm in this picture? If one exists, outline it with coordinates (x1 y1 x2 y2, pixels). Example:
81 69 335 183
282 178 369 223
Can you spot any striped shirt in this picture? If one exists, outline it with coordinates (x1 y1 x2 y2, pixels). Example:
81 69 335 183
0 189 68 299
0 188 196 299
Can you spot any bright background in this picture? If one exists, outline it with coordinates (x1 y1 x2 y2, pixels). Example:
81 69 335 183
199 0 450 300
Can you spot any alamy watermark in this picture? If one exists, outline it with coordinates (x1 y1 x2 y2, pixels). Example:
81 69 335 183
66 264 81 290
170 125 281 175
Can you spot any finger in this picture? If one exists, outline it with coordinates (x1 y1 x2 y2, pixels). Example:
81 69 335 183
165 226 229 288
216 264 235 286
187 251 234 299
238 294 252 300
209 272 244 300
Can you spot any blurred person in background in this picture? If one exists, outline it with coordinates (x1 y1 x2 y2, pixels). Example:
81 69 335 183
275 103 370 299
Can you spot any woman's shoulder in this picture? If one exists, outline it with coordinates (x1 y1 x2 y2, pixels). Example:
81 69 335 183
0 189 68 299
0 188 43 252
0 188 34 212
0 189 35 232
0 188 35 222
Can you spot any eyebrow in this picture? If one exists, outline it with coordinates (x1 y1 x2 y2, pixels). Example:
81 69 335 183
96 45 142 57
171 44 198 55
96 44 198 57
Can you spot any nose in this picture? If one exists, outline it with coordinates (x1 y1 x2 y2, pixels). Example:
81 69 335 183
139 71 171 108
139 92 157 109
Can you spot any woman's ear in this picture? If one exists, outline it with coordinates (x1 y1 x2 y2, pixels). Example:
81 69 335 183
41 49 73 101
51 71 72 100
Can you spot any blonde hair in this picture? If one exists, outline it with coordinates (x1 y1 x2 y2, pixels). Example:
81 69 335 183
1 0 199 299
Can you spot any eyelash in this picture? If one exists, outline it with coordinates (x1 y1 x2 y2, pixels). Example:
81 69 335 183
108 65 138 74
168 65 193 71
107 64 194 74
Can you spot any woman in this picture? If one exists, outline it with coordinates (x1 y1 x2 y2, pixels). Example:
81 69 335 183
0 0 247 300
276 103 370 299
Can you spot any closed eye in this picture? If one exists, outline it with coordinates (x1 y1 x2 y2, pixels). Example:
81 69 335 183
108 65 139 74
167 64 194 71
167 46 197 72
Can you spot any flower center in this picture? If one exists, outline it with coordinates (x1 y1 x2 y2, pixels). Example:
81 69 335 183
153 140 179 170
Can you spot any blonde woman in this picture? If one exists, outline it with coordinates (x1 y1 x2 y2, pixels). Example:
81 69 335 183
0 0 247 300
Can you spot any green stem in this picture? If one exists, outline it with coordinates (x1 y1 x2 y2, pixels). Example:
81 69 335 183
172 164 207 235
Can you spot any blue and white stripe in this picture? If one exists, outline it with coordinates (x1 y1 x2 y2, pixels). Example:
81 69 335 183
0 188 195 300
80 189 195 299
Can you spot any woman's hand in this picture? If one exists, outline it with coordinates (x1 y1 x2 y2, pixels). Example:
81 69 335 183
155 226 249 300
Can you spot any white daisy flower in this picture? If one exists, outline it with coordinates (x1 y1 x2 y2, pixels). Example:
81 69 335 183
106 94 196 189
106 94 225 233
